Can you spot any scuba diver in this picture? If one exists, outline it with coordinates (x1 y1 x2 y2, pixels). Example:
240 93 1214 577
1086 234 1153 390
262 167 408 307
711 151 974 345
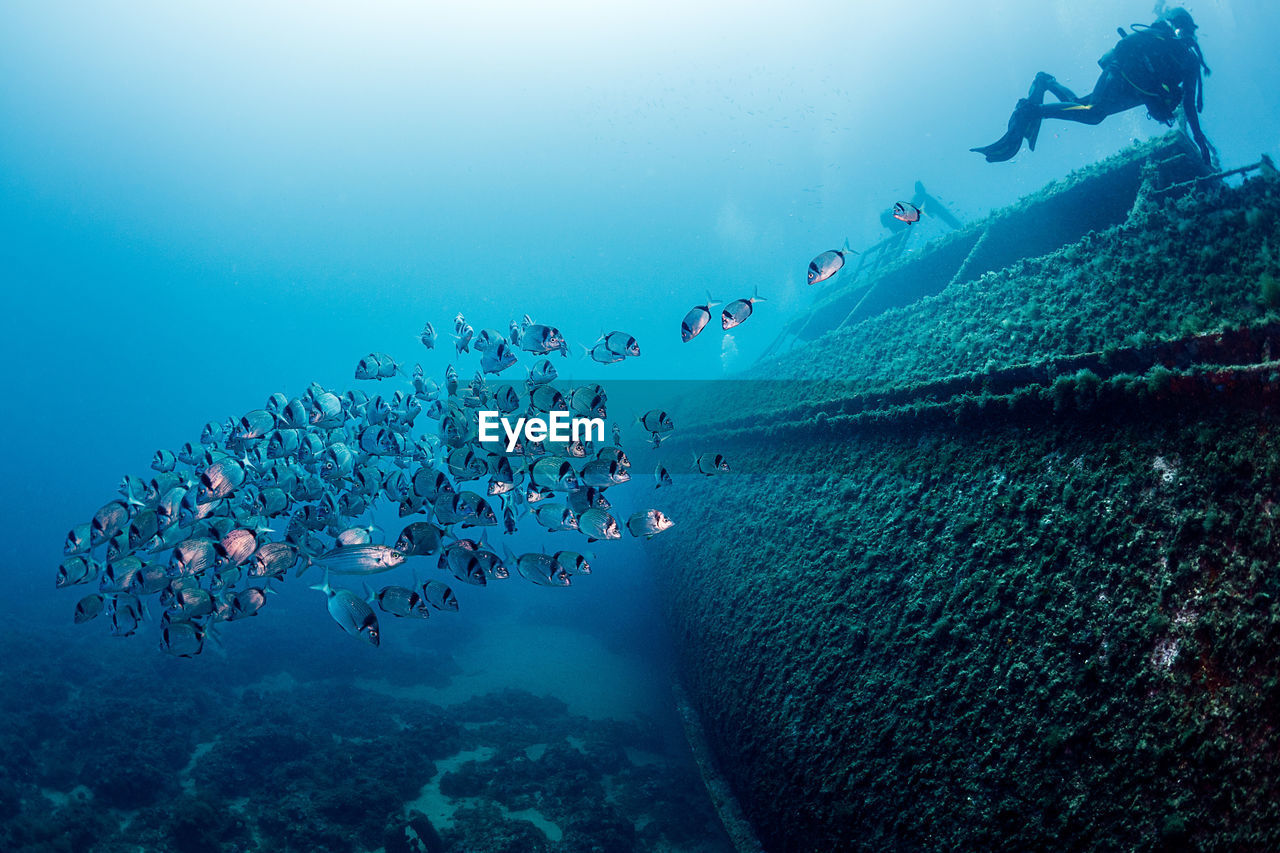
972 7 1213 165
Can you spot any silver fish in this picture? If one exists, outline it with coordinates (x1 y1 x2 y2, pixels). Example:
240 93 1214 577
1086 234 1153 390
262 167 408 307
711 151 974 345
577 508 621 542
159 620 204 657
230 588 268 619
151 449 178 473
217 528 258 566
480 342 517 375
695 452 731 475
249 542 298 579
420 322 437 349
626 509 675 539
91 500 130 546
533 503 578 532
601 331 640 357
526 359 557 389
721 286 766 330
170 538 217 577
421 580 459 611
807 243 857 285
312 544 406 576
655 464 672 488
638 410 674 434
312 573 381 646
73 593 105 624
371 585 428 618
681 293 720 342
56 556 99 588
395 521 443 556
506 547 570 587
587 342 624 364
554 550 592 576
64 522 92 556
580 459 629 488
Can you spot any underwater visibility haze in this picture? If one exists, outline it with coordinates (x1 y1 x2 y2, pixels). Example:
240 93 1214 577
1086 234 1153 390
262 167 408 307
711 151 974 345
4 1 1280 850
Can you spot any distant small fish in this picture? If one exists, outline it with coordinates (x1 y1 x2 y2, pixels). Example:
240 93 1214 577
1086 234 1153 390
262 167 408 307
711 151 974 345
526 359 557 389
73 593 105 624
159 620 205 657
480 342 518 375
533 503 578 533
807 242 858 285
395 521 443 556
370 585 429 619
249 542 298 579
151 449 177 473
579 458 630 488
626 509 674 539
57 555 99 588
64 523 92 556
312 544 406 576
505 546 570 587
354 352 403 381
529 457 579 492
638 410 674 435
721 286 766 330
577 508 621 542
526 483 555 503
694 452 731 476
554 550 592 576
312 572 380 646
567 486 611 514
421 580 459 611
91 500 130 546
681 293 720 343
455 323 475 355
518 324 566 357
230 587 268 619
654 464 672 489
893 201 923 224
586 342 625 365
601 331 640 358
420 322 437 349
335 526 374 547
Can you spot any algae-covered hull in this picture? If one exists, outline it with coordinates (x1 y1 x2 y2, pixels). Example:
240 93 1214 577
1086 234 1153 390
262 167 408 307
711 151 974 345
652 139 1280 851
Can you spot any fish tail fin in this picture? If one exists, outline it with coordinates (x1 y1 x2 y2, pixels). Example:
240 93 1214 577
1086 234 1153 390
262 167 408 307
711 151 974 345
204 620 224 648
308 569 332 595
502 544 516 568
842 237 860 255
362 581 375 604
578 343 591 360
706 290 720 309
753 284 768 303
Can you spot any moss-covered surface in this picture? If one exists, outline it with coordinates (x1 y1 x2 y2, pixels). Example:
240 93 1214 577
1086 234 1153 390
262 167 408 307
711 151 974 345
654 408 1280 851
711 164 1280 425
649 168 1280 849
0 635 731 853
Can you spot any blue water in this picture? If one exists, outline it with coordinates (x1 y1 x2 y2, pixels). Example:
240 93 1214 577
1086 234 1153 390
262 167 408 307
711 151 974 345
2 2 1279 850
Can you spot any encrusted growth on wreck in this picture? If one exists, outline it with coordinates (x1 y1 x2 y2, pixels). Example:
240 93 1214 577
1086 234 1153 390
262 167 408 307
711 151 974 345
653 143 1280 851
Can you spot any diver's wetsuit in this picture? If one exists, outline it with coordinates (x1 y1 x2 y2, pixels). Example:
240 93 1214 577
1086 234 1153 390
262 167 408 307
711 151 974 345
973 18 1212 164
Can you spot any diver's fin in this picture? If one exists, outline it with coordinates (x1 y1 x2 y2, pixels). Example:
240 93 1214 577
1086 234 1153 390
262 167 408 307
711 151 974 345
1025 113 1044 151
971 100 1035 163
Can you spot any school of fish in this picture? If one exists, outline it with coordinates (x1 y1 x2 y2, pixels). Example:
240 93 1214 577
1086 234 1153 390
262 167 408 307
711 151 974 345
56 313 724 655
